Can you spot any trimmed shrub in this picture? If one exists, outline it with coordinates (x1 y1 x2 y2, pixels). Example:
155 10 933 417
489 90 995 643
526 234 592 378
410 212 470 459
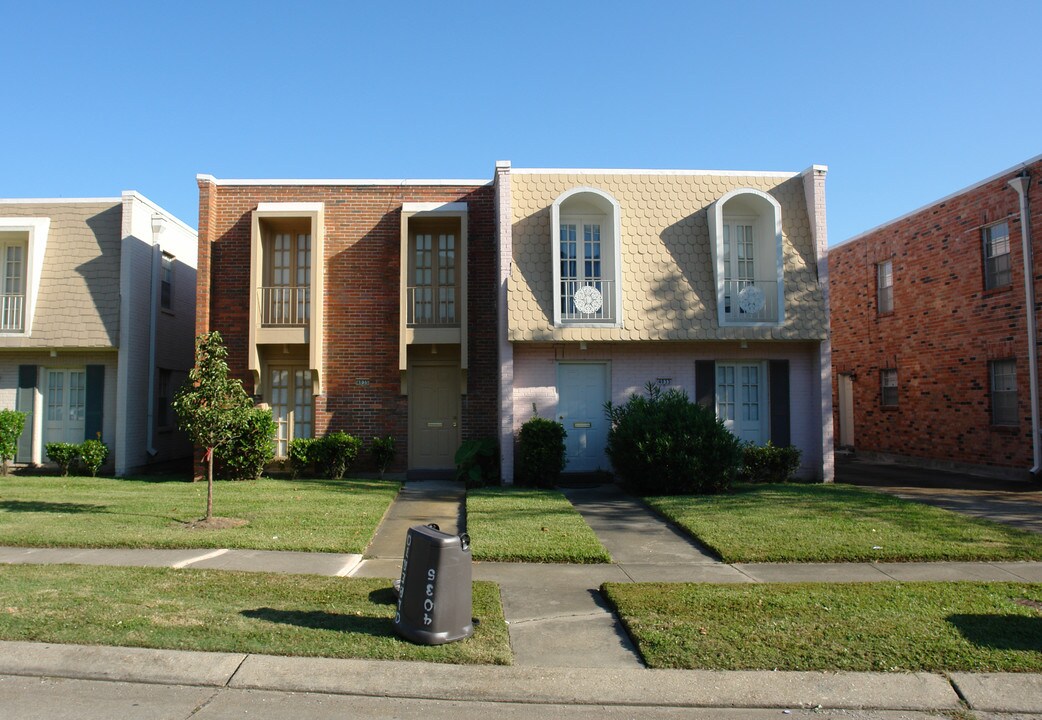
314 431 362 480
516 418 567 488
78 439 109 477
288 437 319 479
0 409 26 475
741 442 802 483
605 382 743 495
214 406 277 480
370 436 396 478
454 437 499 488
45 442 79 477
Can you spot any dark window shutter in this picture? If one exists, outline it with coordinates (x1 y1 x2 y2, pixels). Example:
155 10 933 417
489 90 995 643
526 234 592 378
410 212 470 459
85 365 105 442
16 365 36 463
695 361 716 409
769 360 790 446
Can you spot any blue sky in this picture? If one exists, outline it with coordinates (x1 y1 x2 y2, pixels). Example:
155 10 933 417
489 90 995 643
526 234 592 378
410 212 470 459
2 1 1039 243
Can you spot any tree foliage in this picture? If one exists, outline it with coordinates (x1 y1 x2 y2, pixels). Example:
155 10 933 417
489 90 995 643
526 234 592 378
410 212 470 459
172 331 253 519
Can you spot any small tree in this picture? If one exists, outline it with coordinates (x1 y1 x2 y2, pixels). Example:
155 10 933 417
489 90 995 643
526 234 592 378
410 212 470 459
172 331 252 520
0 409 26 475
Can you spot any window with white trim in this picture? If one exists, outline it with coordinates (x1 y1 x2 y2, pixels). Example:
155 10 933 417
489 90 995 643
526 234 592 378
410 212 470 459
0 235 26 332
270 367 313 457
990 359 1017 426
709 189 784 325
983 221 1011 290
551 189 620 325
880 368 898 407
877 260 893 314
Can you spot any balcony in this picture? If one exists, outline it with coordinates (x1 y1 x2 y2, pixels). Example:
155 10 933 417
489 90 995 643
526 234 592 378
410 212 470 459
407 286 459 327
0 293 25 332
722 280 779 323
259 286 310 327
560 279 616 323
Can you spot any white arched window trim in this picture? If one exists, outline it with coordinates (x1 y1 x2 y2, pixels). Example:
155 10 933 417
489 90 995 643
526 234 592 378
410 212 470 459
551 187 623 327
708 188 784 326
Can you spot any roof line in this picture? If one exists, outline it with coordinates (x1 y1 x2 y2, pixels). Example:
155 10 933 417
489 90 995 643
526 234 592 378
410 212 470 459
198 174 491 187
0 197 121 204
834 151 1042 249
510 168 801 178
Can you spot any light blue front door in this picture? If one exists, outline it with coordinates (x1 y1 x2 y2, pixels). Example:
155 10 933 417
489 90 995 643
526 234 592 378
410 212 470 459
557 363 609 472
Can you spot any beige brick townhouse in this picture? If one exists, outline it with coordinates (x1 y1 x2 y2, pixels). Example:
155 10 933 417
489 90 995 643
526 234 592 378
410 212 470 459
0 193 196 475
494 162 834 482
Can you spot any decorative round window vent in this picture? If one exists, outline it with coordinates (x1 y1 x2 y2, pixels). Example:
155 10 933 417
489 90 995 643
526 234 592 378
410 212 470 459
573 285 603 314
737 285 766 315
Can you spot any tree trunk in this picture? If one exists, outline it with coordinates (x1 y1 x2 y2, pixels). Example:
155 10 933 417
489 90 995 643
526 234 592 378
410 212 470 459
206 450 214 520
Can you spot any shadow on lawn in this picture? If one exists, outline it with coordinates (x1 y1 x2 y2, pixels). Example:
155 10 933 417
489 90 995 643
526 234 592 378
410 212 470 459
948 613 1042 651
0 500 106 514
241 607 394 636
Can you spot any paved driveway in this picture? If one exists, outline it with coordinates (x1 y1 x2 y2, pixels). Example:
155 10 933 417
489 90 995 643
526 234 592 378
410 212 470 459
837 456 1042 534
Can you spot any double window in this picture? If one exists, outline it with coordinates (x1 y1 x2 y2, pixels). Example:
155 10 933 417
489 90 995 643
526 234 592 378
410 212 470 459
270 367 313 457
709 189 784 325
0 237 26 332
264 232 311 326
983 221 1011 290
877 260 893 314
989 359 1017 426
410 227 458 325
551 188 620 325
559 217 604 319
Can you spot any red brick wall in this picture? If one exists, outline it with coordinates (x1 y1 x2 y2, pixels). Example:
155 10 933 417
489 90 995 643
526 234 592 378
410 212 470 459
196 182 497 473
829 159 1042 472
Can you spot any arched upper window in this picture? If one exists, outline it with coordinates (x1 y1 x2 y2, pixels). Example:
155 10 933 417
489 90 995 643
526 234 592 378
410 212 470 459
708 188 784 326
551 187 622 326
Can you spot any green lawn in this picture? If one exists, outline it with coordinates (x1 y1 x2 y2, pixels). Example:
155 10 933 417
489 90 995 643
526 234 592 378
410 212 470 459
0 476 399 553
466 487 611 563
0 564 510 664
603 581 1042 672
646 483 1042 563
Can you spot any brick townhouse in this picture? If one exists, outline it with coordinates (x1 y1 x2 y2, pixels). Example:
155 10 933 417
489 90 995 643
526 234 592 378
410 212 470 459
829 154 1041 479
195 176 497 476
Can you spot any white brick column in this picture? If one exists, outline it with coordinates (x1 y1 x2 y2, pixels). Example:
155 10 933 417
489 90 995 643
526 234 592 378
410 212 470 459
494 161 515 484
803 164 834 483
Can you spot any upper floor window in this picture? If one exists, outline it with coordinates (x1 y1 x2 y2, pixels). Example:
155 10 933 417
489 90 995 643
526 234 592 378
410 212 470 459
160 253 174 311
551 188 621 326
408 219 459 326
989 358 1017 426
0 234 27 332
263 229 311 326
881 368 898 407
983 221 1011 290
708 189 784 326
877 260 893 314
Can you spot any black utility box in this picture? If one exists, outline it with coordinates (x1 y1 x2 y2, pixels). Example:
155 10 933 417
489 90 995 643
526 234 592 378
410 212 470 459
393 524 473 645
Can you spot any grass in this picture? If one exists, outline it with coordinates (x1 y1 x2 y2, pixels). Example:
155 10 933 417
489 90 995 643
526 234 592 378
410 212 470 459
645 483 1042 563
0 475 400 553
603 581 1042 672
466 487 611 563
0 564 511 665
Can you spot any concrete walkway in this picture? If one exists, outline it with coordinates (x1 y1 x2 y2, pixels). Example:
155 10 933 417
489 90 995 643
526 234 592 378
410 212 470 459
3 474 1042 715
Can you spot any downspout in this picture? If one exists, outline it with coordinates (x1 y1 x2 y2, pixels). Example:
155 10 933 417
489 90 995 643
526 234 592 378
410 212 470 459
1008 172 1039 477
146 215 163 458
